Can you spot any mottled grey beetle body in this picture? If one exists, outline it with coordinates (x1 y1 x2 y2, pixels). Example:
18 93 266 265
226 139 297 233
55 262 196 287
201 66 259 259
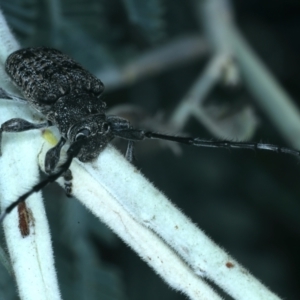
5 47 117 162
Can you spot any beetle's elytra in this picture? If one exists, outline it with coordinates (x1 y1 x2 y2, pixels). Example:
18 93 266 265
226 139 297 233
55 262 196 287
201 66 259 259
6 47 104 106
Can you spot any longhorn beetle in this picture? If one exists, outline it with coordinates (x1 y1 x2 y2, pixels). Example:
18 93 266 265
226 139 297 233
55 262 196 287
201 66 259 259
0 46 300 223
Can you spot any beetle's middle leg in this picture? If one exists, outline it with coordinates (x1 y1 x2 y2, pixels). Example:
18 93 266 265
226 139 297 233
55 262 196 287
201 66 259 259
0 118 51 156
44 137 74 197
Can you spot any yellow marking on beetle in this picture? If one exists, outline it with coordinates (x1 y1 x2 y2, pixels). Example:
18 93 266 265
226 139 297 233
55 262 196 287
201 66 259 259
42 129 58 146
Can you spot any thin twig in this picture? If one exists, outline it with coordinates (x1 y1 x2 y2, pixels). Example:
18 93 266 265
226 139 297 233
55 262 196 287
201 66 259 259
230 26 300 149
96 35 210 90
167 0 257 140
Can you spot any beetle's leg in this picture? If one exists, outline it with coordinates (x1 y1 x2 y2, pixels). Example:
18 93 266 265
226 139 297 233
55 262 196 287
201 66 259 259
0 87 27 102
125 140 135 162
0 118 51 156
44 137 66 174
63 169 73 197
45 137 74 197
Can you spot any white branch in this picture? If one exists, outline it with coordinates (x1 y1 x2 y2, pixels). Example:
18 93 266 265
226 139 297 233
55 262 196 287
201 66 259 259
0 9 62 300
0 104 62 300
69 144 281 300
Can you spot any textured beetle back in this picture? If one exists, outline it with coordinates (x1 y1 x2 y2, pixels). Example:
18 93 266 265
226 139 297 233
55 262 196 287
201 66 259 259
5 47 104 106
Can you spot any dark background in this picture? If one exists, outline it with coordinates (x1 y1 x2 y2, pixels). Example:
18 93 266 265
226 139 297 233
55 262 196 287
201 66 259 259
0 0 300 299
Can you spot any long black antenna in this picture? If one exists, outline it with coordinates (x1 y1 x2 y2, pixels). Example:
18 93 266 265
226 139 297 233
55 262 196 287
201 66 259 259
144 131 300 157
0 140 84 224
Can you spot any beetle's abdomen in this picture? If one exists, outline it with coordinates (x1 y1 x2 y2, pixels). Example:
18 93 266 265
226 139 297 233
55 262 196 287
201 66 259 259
5 47 104 105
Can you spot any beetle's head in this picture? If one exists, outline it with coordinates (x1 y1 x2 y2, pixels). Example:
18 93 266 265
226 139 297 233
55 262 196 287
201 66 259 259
67 114 114 162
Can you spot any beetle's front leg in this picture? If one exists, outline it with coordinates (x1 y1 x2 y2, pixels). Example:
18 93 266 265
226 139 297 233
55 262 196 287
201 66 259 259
0 118 51 156
45 137 73 197
63 169 73 197
44 137 66 174
125 140 135 162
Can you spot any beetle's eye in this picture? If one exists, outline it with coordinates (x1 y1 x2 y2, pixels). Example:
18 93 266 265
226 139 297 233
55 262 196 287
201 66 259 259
75 128 90 141
102 122 110 133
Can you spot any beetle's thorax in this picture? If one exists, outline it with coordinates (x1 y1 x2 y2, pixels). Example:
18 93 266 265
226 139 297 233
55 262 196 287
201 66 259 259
47 92 114 162
49 92 106 138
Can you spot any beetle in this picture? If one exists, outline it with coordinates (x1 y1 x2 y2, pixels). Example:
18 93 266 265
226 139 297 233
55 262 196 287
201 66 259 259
0 47 141 199
0 46 300 222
